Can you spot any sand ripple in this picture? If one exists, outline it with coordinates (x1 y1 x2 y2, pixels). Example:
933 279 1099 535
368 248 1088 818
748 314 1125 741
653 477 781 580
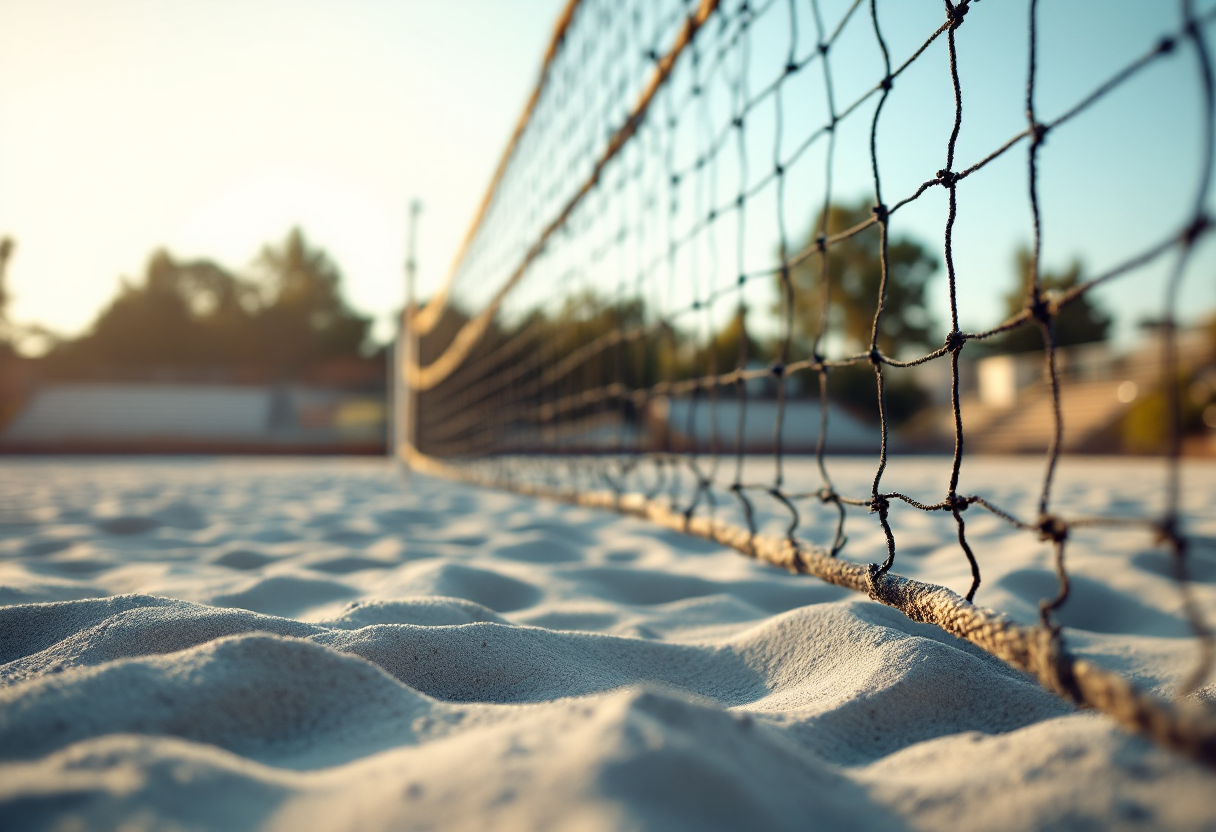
1 457 1215 830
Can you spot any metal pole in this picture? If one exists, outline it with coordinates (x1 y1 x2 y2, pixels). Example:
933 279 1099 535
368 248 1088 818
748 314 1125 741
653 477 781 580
406 200 420 313
398 201 422 470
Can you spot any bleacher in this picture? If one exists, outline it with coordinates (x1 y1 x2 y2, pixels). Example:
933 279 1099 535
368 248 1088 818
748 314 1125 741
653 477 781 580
0 383 384 453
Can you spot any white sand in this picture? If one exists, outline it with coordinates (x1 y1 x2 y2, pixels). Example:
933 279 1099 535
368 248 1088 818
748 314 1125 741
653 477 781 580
1 456 1214 830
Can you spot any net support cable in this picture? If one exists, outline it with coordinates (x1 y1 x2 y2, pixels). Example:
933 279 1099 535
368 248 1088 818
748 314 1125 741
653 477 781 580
406 444 1216 767
406 0 722 391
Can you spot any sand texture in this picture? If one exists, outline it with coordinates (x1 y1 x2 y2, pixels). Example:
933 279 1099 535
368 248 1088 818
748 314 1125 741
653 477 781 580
1 456 1215 830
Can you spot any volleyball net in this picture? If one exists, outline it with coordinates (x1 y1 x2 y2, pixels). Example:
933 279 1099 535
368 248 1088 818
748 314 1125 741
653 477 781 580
397 0 1216 764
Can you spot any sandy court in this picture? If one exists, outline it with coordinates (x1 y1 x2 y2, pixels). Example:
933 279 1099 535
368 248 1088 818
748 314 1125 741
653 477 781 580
1 455 1215 830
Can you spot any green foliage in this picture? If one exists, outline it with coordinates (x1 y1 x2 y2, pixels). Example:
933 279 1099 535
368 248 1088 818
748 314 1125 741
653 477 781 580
780 200 934 422
521 292 673 394
449 294 773 432
45 252 255 369
1121 390 1168 453
253 228 372 369
1121 368 1211 453
0 237 13 357
43 228 371 377
784 200 939 357
986 247 1111 354
0 237 12 329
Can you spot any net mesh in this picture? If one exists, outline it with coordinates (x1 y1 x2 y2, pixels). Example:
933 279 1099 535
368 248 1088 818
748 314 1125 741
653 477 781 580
400 0 1216 763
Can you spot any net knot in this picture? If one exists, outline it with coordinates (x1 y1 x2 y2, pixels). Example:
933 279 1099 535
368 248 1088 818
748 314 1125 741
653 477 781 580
1037 514 1069 543
945 1 969 29
871 202 888 222
944 329 966 352
947 493 970 511
817 42 828 56
880 75 893 92
867 349 883 367
1183 213 1210 247
1028 292 1053 325
936 168 958 188
774 163 784 176
1031 122 1049 146
815 235 827 253
1157 35 1177 54
869 494 890 516
785 62 798 75
817 487 839 504
770 362 785 378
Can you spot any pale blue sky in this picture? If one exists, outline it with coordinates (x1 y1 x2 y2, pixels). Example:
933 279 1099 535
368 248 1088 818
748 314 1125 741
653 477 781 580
2 0 1214 350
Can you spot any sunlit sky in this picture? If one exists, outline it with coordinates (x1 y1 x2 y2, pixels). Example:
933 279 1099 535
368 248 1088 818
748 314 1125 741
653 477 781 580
2 0 1215 351
0 0 565 347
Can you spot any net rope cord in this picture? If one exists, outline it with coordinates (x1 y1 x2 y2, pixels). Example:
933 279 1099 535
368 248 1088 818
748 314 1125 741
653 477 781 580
398 0 1216 766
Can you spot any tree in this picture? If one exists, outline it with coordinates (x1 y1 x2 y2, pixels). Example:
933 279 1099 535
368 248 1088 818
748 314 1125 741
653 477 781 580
780 201 935 422
985 247 1111 353
253 228 372 370
534 292 667 393
0 237 13 353
45 251 260 370
42 228 372 377
783 200 939 358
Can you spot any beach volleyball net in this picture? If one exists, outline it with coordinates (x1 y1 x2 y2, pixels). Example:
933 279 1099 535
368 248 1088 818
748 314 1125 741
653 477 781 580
398 0 1216 763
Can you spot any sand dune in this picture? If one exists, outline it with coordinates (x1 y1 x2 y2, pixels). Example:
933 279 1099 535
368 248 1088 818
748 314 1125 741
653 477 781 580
1 457 1214 829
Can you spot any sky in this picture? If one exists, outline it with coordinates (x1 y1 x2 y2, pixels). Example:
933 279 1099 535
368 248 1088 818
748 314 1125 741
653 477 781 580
2 0 1215 353
0 0 566 348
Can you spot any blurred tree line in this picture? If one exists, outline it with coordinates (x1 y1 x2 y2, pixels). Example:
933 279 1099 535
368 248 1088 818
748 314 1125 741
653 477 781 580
3 199 1121 434
426 197 1116 437
784 200 939 425
782 199 1112 425
0 237 24 431
0 237 15 358
29 229 377 381
987 248 1111 353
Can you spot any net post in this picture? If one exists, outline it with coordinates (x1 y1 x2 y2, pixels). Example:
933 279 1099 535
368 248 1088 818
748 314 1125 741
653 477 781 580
396 200 423 473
